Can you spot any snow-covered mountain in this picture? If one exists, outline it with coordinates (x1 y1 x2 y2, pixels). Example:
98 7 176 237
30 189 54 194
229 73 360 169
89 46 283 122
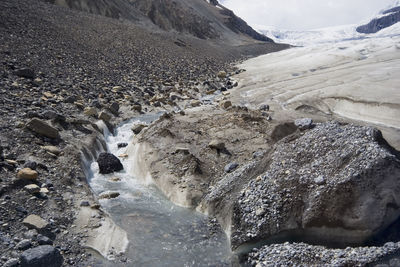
257 3 400 46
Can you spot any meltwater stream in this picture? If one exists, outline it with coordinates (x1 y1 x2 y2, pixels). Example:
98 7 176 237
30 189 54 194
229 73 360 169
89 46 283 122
87 114 232 266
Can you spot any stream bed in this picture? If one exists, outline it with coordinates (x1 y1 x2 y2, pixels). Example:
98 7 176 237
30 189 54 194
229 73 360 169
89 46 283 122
86 114 232 266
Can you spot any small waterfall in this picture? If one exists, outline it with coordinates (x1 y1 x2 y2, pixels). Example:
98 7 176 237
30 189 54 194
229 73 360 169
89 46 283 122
82 113 233 266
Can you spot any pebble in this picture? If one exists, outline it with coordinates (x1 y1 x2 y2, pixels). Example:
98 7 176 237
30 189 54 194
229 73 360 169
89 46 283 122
17 168 38 180
224 162 238 173
24 184 41 194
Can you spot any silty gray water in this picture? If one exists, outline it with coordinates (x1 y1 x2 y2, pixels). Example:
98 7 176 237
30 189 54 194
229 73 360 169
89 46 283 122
86 114 232 266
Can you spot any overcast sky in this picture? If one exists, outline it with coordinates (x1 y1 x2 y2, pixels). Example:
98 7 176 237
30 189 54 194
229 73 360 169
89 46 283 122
220 0 398 30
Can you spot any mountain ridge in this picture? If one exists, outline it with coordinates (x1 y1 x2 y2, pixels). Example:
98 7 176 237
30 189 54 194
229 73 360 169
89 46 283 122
43 0 273 43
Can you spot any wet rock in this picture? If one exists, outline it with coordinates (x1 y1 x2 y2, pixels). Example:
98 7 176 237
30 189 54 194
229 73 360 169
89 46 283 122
131 124 147 135
117 143 128 148
224 162 238 173
232 122 400 248
98 111 112 122
16 239 32 250
14 68 35 79
294 118 313 130
109 102 119 115
26 118 60 139
17 168 38 180
110 177 121 182
24 184 41 194
97 152 123 174
99 191 120 199
20 245 63 267
220 100 232 109
132 104 142 112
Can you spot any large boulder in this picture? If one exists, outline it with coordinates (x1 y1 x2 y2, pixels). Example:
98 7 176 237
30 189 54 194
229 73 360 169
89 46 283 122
20 245 63 267
97 152 123 174
231 122 400 249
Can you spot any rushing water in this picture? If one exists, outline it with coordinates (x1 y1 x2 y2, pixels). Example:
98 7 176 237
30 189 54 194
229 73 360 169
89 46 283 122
86 114 232 266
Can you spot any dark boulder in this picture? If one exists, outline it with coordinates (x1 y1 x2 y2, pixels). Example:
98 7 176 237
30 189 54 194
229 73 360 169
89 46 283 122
97 152 123 174
20 245 63 267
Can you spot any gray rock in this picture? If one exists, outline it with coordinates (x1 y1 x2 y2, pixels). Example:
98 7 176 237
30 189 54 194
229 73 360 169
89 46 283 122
224 162 238 173
22 229 38 240
98 111 112 122
4 258 19 267
232 122 400 249
14 68 35 79
20 245 63 267
16 239 32 250
259 104 269 111
99 191 120 199
64 95 77 103
109 102 119 115
26 118 60 139
80 200 90 207
37 235 53 245
22 215 49 233
97 152 123 174
131 124 147 135
314 175 325 185
294 118 313 130
23 161 37 170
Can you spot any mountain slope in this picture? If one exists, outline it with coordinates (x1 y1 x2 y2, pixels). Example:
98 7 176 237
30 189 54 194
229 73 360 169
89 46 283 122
357 3 400 33
44 0 272 43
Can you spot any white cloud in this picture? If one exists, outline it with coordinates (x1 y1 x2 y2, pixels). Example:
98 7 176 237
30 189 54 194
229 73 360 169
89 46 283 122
220 0 398 30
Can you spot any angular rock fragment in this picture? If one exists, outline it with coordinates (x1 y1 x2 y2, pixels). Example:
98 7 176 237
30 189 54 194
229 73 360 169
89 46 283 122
14 68 35 79
23 215 49 232
42 146 61 156
26 118 60 139
20 245 63 267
